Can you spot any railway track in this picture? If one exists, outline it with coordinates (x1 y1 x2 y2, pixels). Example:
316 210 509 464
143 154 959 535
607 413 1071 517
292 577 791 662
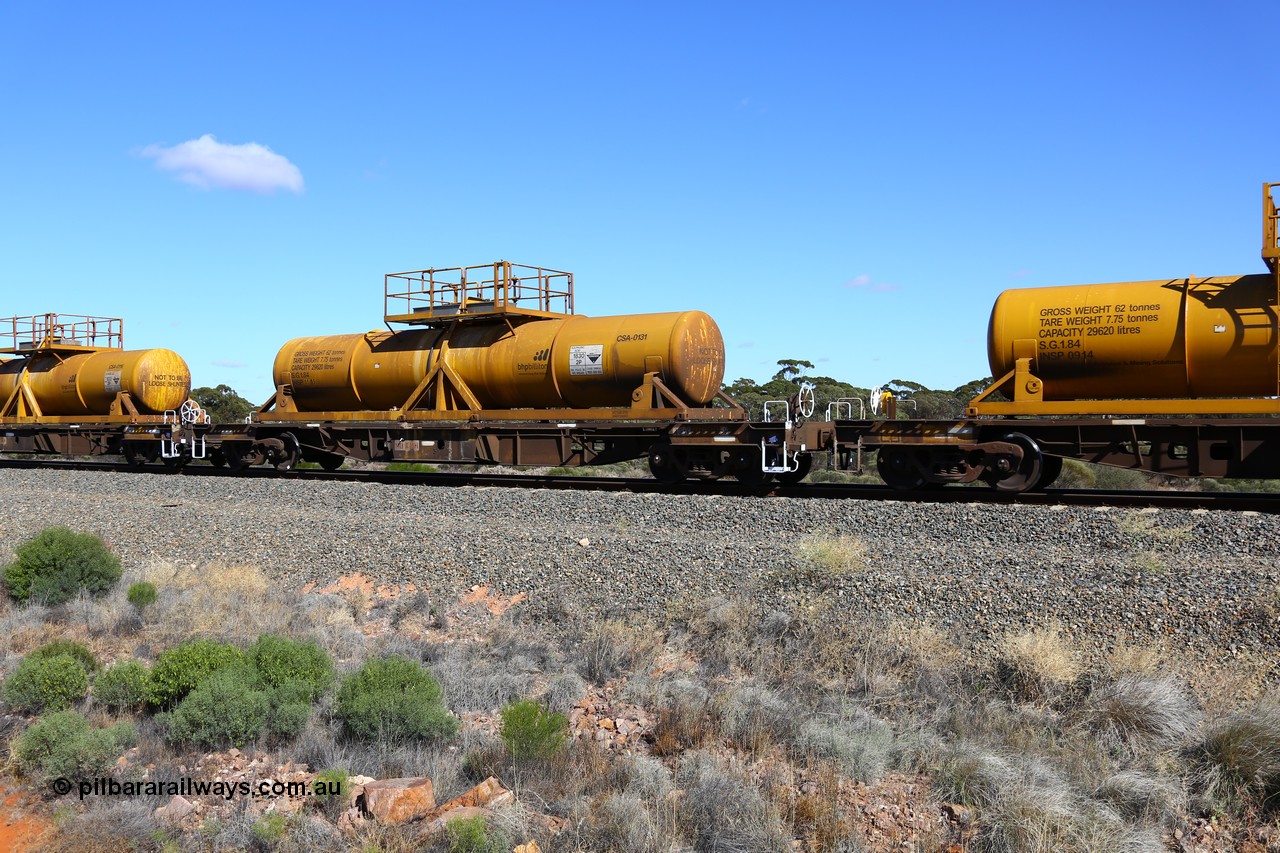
2 457 1278 513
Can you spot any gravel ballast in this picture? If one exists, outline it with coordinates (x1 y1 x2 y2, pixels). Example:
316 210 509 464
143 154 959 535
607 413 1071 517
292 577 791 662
0 468 1277 674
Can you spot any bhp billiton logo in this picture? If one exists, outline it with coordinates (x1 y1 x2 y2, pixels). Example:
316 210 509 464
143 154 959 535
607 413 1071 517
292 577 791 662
532 349 550 362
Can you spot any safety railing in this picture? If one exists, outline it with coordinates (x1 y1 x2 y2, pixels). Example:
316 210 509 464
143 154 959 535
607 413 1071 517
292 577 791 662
0 314 123 353
385 261 573 323
1265 182 1280 274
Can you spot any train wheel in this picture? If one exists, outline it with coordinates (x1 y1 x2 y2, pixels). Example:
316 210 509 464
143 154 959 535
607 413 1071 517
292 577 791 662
648 443 688 484
224 447 249 471
273 432 301 473
1036 455 1064 490
777 453 813 485
207 449 227 468
877 448 926 490
985 432 1043 493
123 444 158 468
318 453 345 471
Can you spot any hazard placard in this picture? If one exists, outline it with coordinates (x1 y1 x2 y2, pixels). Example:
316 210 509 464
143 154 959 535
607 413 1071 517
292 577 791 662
568 344 604 376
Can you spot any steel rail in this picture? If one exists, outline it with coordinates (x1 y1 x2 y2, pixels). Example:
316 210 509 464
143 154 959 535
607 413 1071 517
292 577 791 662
2 458 1278 513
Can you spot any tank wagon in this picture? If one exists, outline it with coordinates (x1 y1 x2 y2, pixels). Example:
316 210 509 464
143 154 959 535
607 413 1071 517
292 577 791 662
0 314 206 463
205 262 817 481
835 181 1280 491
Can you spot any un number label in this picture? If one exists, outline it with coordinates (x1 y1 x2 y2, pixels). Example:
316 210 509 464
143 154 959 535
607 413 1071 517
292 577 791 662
568 344 604 376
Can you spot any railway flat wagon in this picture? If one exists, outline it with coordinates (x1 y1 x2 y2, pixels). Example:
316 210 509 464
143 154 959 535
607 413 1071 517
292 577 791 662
832 182 1280 491
0 314 207 465
209 262 818 483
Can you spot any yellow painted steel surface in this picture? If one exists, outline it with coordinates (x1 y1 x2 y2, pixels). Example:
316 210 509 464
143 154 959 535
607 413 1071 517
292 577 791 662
988 274 1277 399
0 349 192 415
273 311 726 411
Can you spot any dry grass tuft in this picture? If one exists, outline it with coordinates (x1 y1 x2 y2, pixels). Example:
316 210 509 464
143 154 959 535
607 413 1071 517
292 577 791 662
677 753 789 853
576 792 666 853
1083 676 1201 751
790 762 862 852
996 625 1082 702
1105 643 1165 678
1196 697 1280 813
793 534 868 583
651 678 714 756
718 684 797 754
1114 510 1190 546
576 618 662 683
1094 770 1185 823
148 560 292 644
795 712 894 784
933 745 1016 807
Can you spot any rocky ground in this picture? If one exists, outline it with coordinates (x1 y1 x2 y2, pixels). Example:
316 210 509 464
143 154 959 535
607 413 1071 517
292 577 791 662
0 467 1276 677
1 467 1279 851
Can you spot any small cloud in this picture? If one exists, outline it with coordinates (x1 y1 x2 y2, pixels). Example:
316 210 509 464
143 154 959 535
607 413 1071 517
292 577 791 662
211 360 245 368
140 134 304 194
362 156 388 182
818 357 830 363
1009 268 1033 279
738 341 755 349
844 273 899 293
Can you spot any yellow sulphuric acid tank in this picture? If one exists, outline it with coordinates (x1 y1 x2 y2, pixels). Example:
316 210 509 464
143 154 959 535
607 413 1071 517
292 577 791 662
273 311 726 411
988 273 1277 400
0 349 192 416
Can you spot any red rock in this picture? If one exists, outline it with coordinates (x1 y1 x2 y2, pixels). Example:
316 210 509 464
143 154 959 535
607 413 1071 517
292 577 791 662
427 806 489 834
360 777 436 825
432 776 507 812
154 795 196 826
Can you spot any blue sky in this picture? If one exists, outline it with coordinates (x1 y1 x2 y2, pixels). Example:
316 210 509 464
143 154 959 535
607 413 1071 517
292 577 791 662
2 2 1277 403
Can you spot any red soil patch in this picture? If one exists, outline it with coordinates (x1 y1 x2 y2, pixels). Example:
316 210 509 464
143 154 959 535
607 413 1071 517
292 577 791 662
302 572 419 600
0 789 53 852
459 584 527 616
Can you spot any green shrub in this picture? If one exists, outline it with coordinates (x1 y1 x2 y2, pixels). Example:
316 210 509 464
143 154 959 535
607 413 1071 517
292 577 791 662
14 710 137 783
336 656 458 741
4 653 90 712
248 634 333 701
251 813 288 846
148 639 245 708
126 581 157 612
312 767 348 798
499 698 568 762
267 700 311 739
28 640 99 673
167 666 269 747
94 660 150 712
3 526 122 605
446 813 506 853
311 768 349 820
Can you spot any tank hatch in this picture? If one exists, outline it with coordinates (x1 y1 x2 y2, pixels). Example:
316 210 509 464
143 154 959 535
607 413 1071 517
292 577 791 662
384 261 573 326
0 314 124 354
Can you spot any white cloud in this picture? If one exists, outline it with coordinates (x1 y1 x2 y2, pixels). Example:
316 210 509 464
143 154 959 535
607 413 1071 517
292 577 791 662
844 273 899 293
211 359 245 368
140 134 303 194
